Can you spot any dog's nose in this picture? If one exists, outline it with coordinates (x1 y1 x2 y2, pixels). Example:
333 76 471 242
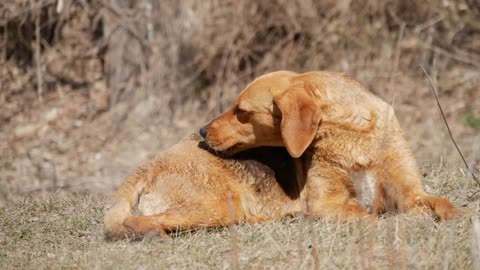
199 126 208 138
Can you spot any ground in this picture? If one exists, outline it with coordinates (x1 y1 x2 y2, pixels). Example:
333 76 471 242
1 170 479 269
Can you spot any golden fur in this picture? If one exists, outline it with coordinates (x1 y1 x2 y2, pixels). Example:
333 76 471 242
201 71 462 220
103 134 301 240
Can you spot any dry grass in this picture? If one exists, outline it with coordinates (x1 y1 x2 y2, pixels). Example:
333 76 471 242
1 170 479 269
1 0 479 203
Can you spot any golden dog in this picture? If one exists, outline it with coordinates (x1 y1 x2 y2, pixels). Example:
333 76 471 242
103 134 300 240
200 71 461 220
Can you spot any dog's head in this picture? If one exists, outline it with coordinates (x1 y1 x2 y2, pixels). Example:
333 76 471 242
200 71 327 158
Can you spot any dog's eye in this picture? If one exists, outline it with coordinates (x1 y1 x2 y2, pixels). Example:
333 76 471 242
234 107 250 123
234 107 247 115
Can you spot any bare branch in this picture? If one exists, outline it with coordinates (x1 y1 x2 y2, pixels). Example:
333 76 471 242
226 192 240 270
420 65 480 198
31 0 43 102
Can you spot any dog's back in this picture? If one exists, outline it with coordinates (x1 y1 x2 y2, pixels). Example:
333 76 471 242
104 134 300 240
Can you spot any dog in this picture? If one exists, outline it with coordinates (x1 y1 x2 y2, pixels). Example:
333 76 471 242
103 134 301 240
200 70 462 220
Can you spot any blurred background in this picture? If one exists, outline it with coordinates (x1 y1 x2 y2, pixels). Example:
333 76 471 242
1 0 479 204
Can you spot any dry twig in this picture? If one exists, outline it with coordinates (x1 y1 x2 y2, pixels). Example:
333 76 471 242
226 192 240 270
31 0 43 101
420 65 480 199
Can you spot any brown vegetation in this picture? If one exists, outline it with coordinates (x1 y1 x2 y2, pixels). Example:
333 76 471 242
1 0 479 204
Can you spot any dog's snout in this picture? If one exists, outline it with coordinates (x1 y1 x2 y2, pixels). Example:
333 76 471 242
199 126 208 138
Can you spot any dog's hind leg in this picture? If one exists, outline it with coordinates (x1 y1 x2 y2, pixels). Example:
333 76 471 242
104 169 147 240
123 206 239 238
123 194 246 237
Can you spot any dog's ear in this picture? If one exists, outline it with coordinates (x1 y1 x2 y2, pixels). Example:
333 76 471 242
274 83 322 158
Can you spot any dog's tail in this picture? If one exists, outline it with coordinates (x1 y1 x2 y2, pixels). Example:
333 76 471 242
104 168 146 240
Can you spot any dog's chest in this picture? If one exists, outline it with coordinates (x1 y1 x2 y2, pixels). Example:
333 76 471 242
351 171 376 213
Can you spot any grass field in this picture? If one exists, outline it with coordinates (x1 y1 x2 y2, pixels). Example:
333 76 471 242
2 170 479 269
